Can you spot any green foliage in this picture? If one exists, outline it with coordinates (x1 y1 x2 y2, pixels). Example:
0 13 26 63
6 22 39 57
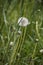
0 0 43 65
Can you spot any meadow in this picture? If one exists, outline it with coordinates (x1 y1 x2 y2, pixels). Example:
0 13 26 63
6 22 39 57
0 0 43 65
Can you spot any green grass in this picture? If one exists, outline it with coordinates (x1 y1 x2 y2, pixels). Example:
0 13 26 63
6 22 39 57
0 0 43 65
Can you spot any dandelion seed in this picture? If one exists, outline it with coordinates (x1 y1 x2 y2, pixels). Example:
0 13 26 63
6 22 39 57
37 9 40 12
16 30 22 37
10 42 14 46
35 38 39 42
17 53 20 57
40 49 43 53
18 30 22 34
18 17 30 27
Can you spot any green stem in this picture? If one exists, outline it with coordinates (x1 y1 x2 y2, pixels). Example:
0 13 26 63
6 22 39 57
9 27 21 65
9 37 20 65
30 43 37 65
36 21 41 40
32 43 37 59
16 27 27 65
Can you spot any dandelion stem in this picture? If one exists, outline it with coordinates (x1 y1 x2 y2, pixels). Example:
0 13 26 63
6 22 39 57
16 27 27 65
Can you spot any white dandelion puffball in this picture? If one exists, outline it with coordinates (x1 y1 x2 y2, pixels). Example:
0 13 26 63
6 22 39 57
40 49 43 53
10 42 13 46
36 38 39 42
18 17 30 26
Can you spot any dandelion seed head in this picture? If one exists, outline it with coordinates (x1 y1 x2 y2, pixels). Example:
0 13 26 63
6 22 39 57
40 49 43 53
18 17 30 26
35 38 39 42
10 42 14 46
